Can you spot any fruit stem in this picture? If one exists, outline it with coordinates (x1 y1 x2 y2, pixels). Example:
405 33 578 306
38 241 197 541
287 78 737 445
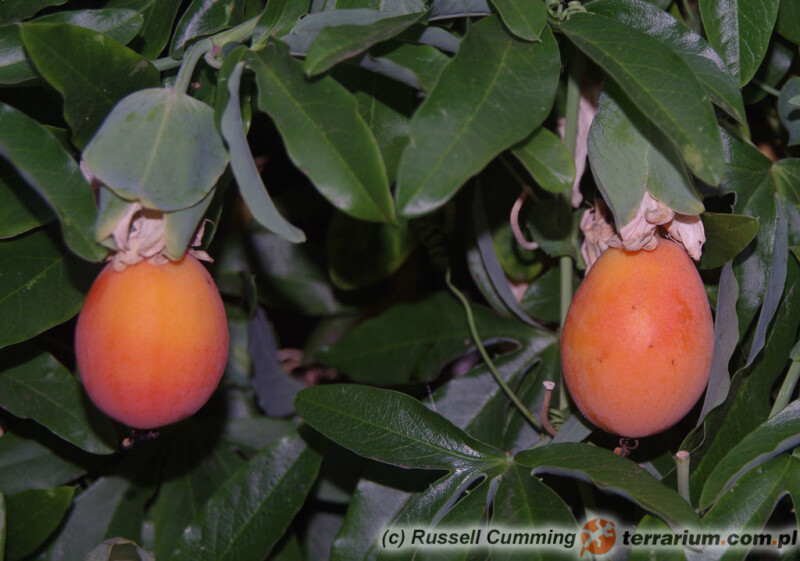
172 15 259 94
445 268 543 432
675 450 692 504
769 360 800 418
541 381 557 436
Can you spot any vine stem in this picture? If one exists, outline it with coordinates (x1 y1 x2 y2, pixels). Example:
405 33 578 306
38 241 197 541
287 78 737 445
445 268 543 431
769 360 800 418
558 48 583 410
172 15 260 94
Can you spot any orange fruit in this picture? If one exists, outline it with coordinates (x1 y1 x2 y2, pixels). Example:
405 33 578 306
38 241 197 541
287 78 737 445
75 255 228 429
561 238 714 438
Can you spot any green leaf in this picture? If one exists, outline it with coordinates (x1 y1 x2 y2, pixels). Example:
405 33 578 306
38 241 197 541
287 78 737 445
701 455 800 559
628 515 685 561
5 486 74 560
699 0 780 86
699 213 759 269
20 23 160 149
0 103 104 261
169 432 323 561
430 0 492 18
0 430 96 495
0 0 66 23
0 229 96 349
743 39 794 105
0 350 117 455
511 127 575 194
245 44 395 223
491 464 577 560
304 11 426 76
295 384 507 470
316 291 545 385
515 443 699 528
0 25 34 85
777 0 800 44
220 61 305 242
588 86 702 225
35 8 144 44
560 11 725 185
153 423 246 559
327 213 417 290
367 41 450 92
779 77 800 146
0 162 52 238
162 191 215 260
589 0 746 124
118 0 184 59
170 0 244 56
489 0 546 41
700 400 800 509
519 268 562 323
395 17 559 216
86 538 154 561
82 88 229 212
252 0 309 46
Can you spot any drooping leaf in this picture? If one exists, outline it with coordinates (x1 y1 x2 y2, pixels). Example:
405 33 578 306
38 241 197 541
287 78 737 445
779 77 800 146
395 18 559 216
170 0 244 56
0 350 117 455
20 23 160 149
82 88 229 212
295 384 507 470
169 432 323 561
304 11 426 76
511 127 575 194
560 11 725 185
489 0 547 42
220 60 305 242
588 85 702 225
515 443 699 528
0 103 104 261
699 0 780 86
316 292 546 385
699 213 759 269
5 486 74 560
0 229 97 349
245 44 395 223
162 191 216 260
700 400 800 508
589 0 746 123
366 41 450 93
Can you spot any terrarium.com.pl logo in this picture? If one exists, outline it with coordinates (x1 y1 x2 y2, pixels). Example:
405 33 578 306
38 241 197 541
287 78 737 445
379 517 798 557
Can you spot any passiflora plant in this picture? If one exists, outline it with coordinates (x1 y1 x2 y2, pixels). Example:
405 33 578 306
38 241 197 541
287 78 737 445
1 0 800 559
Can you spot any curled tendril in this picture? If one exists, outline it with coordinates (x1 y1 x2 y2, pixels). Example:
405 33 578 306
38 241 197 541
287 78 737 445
546 0 587 21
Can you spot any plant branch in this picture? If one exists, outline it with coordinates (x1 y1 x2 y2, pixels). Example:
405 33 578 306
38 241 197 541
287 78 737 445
445 268 543 432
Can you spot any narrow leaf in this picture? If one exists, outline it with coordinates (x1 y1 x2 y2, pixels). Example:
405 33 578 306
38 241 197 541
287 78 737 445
20 23 160 149
169 432 322 561
5 486 74 560
395 17 560 216
220 61 305 242
0 229 96 349
295 384 507 470
170 0 244 56
515 443 699 528
245 44 395 223
700 400 800 509
699 0 780 86
511 127 575 194
304 11 426 76
560 11 725 185
0 350 117 455
0 103 104 261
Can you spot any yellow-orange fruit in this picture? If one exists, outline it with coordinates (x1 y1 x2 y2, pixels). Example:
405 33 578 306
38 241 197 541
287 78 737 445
561 238 714 438
75 255 228 429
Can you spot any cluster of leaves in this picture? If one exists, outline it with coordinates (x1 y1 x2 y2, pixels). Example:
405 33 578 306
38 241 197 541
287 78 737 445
1 0 800 559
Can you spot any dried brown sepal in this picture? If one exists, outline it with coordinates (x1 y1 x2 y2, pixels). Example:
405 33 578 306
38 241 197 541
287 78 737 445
580 192 706 269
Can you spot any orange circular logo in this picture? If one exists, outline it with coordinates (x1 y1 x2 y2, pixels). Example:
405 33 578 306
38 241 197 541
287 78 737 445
580 518 616 557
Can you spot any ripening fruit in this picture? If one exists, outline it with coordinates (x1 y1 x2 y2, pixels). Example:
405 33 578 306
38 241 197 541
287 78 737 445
561 238 714 438
75 255 228 429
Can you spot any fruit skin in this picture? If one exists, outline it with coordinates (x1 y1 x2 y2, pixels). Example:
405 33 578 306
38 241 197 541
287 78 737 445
561 238 714 438
75 255 228 429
